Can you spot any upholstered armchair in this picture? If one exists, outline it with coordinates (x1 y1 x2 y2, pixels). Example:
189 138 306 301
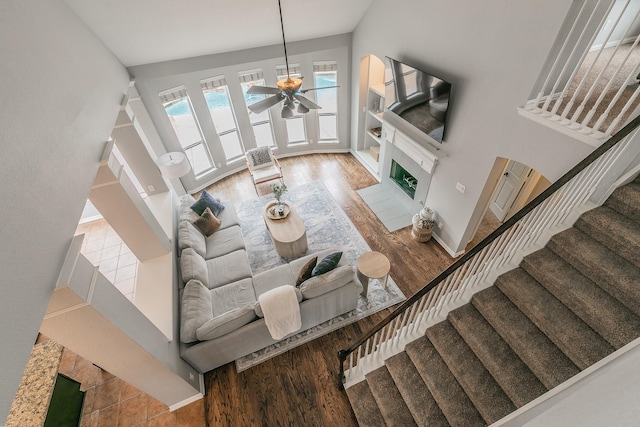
246 146 284 191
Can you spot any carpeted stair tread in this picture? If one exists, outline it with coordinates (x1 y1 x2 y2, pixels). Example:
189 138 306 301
406 336 485 427
604 181 640 221
496 268 616 367
366 366 417 427
575 205 640 269
426 320 516 424
385 352 449 427
496 268 615 369
522 248 640 349
472 286 580 389
345 380 387 427
448 304 548 407
548 227 640 317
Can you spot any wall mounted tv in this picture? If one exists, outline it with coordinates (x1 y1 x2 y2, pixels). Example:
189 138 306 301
384 57 452 144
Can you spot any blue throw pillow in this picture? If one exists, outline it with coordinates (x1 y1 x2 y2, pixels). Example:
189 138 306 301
191 190 225 217
312 252 343 277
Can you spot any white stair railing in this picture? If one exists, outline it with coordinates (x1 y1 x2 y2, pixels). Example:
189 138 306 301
340 116 640 388
519 0 640 146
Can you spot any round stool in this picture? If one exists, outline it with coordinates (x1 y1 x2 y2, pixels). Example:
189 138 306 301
356 251 391 297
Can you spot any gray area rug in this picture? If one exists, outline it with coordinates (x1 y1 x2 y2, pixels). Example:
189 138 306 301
234 181 406 372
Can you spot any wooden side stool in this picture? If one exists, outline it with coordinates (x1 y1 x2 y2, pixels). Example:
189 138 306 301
356 251 391 297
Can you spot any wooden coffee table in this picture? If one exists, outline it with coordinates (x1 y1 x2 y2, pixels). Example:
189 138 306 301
357 251 391 297
263 201 307 259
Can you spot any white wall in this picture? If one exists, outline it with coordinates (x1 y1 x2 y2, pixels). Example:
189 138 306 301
497 341 640 426
592 0 640 49
0 0 129 420
352 0 596 253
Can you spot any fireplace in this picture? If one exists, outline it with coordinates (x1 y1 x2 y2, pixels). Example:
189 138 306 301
390 160 417 199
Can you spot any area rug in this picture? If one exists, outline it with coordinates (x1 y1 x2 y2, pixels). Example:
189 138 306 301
234 181 406 372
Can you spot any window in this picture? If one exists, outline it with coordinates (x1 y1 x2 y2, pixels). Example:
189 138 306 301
239 70 275 147
160 86 214 177
201 76 245 162
313 62 338 142
277 64 307 145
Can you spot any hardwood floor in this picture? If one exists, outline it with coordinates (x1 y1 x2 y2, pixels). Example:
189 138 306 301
202 153 457 427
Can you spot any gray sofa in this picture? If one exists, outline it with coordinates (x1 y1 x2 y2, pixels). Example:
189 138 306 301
176 194 363 373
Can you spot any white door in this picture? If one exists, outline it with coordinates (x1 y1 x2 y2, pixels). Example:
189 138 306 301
490 160 532 222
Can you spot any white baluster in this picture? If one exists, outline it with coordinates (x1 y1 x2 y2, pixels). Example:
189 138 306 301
551 0 612 118
606 84 640 136
567 1 632 125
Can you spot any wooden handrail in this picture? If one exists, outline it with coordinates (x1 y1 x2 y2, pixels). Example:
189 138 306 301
338 113 640 385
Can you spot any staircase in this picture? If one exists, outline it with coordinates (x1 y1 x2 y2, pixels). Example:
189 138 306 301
346 176 640 426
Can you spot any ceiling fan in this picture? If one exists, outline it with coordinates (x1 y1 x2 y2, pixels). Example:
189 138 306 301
246 0 338 119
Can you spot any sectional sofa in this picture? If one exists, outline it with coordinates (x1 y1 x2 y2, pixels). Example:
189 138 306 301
176 193 363 373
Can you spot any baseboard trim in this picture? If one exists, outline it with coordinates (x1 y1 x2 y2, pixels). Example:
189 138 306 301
168 391 204 412
431 232 464 258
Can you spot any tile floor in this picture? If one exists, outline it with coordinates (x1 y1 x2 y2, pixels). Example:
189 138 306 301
357 183 414 232
37 333 206 427
75 219 138 301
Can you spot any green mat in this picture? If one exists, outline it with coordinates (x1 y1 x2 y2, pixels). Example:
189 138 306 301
44 374 85 427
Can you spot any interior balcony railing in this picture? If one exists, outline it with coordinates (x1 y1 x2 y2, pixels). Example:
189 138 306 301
338 113 640 387
519 0 640 146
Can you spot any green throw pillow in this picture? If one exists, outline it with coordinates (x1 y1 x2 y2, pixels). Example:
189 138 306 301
191 190 225 216
312 252 342 277
296 257 317 286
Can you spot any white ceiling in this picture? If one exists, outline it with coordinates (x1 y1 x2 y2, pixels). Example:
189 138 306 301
64 0 374 67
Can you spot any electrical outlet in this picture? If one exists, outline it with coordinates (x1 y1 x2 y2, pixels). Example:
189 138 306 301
438 221 443 229
148 185 155 192
189 372 195 381
456 182 466 194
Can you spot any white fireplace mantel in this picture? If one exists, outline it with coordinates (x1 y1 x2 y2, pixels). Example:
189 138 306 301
382 122 442 174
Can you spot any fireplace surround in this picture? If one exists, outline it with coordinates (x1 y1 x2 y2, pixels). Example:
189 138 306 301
357 122 442 232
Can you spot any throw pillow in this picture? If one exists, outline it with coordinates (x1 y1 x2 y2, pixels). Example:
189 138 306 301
190 190 225 216
312 251 343 277
193 207 221 237
295 256 317 287
249 147 272 168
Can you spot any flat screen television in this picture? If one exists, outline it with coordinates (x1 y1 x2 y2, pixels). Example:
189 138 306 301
384 57 452 143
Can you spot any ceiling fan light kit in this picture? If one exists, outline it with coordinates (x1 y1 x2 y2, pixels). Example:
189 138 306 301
246 0 338 119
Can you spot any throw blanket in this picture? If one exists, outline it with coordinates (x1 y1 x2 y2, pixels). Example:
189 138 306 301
258 286 302 340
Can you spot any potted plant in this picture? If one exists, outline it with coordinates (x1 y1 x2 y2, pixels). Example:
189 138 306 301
270 183 288 215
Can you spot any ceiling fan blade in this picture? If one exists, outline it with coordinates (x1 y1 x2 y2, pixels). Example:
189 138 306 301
247 86 283 95
300 85 340 94
248 94 284 114
293 93 322 110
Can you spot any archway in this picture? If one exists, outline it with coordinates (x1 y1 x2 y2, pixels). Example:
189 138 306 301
465 157 551 250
